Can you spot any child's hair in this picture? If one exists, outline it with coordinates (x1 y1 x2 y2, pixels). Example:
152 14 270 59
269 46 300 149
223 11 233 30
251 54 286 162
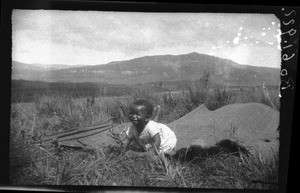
131 99 154 116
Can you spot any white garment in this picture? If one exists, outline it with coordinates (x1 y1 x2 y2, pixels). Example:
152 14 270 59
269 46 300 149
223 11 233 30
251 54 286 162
126 120 177 155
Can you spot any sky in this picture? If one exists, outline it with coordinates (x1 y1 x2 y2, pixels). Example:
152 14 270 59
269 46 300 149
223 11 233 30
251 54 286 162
12 10 281 68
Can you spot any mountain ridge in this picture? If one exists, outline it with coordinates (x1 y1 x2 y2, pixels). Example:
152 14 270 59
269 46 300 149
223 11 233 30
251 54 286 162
12 52 280 86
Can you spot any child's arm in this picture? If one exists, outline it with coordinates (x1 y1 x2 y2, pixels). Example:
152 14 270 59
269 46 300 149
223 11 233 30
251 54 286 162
123 137 133 151
149 133 161 154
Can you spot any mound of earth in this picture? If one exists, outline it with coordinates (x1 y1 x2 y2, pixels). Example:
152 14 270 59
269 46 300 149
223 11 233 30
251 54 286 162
56 103 279 160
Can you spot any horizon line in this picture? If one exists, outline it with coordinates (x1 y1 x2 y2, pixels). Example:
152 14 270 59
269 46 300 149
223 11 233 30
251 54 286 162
12 51 281 69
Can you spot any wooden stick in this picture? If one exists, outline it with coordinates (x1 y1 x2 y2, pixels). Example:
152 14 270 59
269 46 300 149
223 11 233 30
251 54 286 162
57 125 113 143
47 117 113 137
42 123 113 143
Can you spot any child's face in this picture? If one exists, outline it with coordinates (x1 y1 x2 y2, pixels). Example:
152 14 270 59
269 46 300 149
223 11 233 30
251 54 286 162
128 104 150 127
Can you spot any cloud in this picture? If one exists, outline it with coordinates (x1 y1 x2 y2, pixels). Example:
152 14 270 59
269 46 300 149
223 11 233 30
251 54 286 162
13 11 242 55
12 10 281 68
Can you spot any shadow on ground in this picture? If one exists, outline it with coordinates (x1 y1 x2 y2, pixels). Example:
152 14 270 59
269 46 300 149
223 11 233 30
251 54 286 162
172 139 249 164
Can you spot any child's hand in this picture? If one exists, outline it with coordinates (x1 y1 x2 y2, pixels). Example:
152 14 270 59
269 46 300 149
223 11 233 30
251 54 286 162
123 137 133 151
148 146 159 155
125 150 146 157
144 144 152 151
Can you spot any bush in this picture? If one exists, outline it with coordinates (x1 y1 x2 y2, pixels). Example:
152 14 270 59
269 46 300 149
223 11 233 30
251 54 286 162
204 87 232 111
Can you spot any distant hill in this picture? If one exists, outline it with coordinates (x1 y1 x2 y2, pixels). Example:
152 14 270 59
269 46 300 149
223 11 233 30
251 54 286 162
10 79 134 103
11 61 84 81
12 52 280 86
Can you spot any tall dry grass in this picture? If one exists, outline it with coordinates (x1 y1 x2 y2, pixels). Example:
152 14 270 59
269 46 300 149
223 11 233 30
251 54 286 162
9 81 279 188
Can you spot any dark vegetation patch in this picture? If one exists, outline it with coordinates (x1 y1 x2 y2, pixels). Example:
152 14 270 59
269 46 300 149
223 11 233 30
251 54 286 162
173 139 249 164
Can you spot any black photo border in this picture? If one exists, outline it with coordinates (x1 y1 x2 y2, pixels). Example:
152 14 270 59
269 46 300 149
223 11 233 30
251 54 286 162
1 0 299 193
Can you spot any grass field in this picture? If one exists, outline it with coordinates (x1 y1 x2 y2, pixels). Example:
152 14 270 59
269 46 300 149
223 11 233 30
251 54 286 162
10 82 280 188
